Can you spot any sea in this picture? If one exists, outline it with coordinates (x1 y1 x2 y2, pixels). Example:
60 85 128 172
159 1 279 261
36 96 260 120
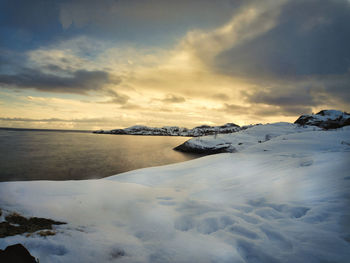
0 128 200 182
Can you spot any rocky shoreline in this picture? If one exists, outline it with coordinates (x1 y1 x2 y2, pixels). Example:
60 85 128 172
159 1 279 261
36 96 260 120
93 123 245 137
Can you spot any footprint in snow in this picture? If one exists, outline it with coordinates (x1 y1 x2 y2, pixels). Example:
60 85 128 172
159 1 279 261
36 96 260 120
299 158 313 167
156 196 173 200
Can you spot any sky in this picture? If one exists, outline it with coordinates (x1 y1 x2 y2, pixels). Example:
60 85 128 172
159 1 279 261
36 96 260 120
0 0 350 130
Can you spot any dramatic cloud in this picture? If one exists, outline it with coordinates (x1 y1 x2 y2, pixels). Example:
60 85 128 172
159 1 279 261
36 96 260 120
180 0 350 114
1 0 350 129
58 0 242 40
213 0 350 78
0 67 117 94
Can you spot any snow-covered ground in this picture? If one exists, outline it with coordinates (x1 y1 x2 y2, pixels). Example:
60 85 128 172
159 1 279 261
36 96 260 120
1 123 350 263
174 122 321 154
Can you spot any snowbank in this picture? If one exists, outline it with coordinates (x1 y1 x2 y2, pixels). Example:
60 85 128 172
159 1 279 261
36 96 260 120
0 124 350 263
174 122 320 154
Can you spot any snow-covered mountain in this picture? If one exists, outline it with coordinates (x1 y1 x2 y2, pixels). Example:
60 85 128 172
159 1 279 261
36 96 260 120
93 123 242 137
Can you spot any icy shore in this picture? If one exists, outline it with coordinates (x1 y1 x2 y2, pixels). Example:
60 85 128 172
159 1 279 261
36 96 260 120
0 122 350 262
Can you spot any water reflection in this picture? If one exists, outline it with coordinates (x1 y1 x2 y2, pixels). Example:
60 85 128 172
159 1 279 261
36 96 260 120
0 130 199 181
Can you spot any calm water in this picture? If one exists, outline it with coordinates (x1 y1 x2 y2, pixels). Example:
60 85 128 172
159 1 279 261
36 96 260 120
0 129 199 181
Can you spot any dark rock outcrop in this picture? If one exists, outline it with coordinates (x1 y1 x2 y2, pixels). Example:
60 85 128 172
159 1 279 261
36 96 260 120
295 110 350 129
0 212 66 238
174 141 236 155
0 244 38 263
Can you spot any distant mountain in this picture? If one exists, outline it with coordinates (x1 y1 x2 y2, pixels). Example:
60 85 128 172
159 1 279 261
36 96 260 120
93 123 243 137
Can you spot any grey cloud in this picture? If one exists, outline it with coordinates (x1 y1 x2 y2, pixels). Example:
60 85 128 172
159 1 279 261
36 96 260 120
98 89 129 105
320 74 350 103
0 67 118 94
243 73 350 112
253 106 313 117
214 0 350 78
221 104 249 115
59 0 242 32
212 93 230 101
246 89 317 107
221 103 312 117
198 0 350 114
160 94 186 104
119 103 143 110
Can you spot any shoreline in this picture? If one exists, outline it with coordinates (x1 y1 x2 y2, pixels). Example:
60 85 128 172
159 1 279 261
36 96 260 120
1 125 349 262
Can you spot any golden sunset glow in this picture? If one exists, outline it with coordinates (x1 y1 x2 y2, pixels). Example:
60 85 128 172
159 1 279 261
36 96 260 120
1 0 349 130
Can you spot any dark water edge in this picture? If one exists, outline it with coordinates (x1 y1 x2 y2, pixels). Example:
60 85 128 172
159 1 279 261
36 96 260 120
0 129 200 182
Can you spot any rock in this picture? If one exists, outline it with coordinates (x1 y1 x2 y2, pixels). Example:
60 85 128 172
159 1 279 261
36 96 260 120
174 141 236 155
0 212 66 238
295 110 350 129
0 244 38 263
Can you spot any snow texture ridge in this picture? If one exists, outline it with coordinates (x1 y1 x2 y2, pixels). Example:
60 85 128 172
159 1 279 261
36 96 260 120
1 123 350 262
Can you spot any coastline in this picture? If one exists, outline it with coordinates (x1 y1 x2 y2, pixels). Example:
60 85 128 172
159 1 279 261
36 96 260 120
1 120 349 262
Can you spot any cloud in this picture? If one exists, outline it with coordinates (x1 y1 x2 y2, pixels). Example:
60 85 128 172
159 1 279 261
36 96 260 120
213 0 350 78
97 89 129 105
1 0 350 128
220 104 250 115
212 93 230 101
179 0 350 114
58 0 242 33
119 103 143 110
0 67 118 94
220 102 312 117
159 94 186 104
245 88 317 107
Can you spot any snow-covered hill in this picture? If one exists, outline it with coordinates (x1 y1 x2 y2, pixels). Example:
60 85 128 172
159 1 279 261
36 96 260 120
175 110 350 154
174 122 320 154
93 123 242 137
0 124 349 262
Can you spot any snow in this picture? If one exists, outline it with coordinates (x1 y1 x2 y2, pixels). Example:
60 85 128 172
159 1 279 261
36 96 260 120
175 122 321 153
1 123 350 263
